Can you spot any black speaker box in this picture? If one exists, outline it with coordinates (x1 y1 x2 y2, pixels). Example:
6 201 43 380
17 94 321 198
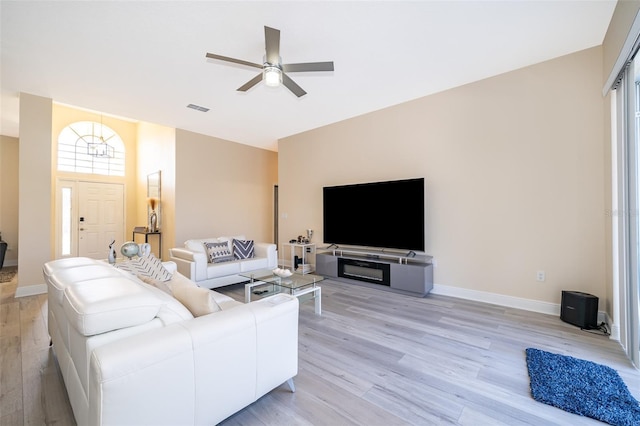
560 290 598 329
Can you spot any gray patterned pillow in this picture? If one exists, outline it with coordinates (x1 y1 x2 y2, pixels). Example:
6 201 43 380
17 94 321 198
233 239 255 260
204 241 234 263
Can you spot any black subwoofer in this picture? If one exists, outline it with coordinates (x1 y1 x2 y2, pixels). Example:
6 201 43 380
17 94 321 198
560 290 598 329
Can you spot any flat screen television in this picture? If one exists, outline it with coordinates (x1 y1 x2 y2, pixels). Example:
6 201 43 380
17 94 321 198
323 178 425 252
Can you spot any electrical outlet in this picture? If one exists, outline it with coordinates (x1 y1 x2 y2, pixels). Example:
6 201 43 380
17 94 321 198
536 270 546 282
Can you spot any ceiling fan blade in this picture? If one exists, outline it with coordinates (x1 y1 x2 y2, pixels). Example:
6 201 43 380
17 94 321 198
237 73 263 92
264 26 280 64
282 62 334 73
206 53 262 69
282 73 307 97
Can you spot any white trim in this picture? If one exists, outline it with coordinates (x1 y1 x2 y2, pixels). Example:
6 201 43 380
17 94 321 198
2 260 18 267
432 283 558 315
15 283 47 298
432 283 612 338
603 9 640 96
611 322 621 341
611 90 622 345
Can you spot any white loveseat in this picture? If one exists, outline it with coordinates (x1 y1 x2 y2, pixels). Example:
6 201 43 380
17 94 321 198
43 256 298 426
169 235 278 289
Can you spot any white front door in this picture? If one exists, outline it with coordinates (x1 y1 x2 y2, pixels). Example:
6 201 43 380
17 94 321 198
56 180 125 259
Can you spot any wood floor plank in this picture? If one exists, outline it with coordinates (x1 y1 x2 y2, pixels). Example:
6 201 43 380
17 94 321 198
19 295 49 353
0 301 23 421
1 281 18 305
41 353 75 426
20 294 51 426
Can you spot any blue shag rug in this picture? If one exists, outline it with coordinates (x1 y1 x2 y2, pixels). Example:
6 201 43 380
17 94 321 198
525 348 640 426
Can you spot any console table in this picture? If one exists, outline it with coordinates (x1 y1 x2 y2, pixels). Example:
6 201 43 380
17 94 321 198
132 228 162 260
316 249 433 297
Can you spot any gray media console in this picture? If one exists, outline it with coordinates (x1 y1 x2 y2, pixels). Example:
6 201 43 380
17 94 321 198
316 249 433 297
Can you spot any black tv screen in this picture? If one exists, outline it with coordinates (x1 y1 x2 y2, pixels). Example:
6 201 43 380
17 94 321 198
323 178 425 252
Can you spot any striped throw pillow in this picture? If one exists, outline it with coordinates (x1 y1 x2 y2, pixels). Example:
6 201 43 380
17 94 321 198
116 253 173 282
204 241 234 263
233 239 255 259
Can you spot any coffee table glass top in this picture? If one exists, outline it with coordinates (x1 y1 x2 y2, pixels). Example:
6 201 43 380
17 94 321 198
240 268 323 290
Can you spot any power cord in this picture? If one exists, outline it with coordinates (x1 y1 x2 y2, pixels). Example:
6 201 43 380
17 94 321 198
581 322 610 336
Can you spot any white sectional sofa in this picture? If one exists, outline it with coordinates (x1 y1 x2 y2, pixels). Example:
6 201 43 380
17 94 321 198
169 235 278 289
43 256 298 426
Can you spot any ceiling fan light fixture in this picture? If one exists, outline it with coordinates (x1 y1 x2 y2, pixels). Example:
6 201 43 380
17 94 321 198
206 26 333 97
264 66 282 87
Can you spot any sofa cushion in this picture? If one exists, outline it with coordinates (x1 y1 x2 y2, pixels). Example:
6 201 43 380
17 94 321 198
43 256 97 277
204 241 234 263
63 277 163 336
185 239 208 253
137 274 173 295
165 272 223 316
233 239 255 260
116 254 173 281
172 285 221 317
206 260 242 278
47 264 125 306
238 257 269 272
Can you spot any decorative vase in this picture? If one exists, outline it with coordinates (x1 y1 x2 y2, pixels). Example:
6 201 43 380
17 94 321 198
108 239 116 265
138 243 151 257
149 210 157 232
120 241 140 259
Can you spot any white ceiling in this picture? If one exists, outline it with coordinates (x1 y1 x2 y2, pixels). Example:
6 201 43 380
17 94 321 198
1 1 616 152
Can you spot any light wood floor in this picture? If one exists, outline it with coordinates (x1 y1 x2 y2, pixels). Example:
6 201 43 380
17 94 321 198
2 270 639 425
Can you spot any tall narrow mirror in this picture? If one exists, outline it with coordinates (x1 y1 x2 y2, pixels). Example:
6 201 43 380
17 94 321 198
147 171 161 199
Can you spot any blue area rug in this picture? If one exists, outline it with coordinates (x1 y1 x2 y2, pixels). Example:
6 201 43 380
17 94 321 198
525 348 640 426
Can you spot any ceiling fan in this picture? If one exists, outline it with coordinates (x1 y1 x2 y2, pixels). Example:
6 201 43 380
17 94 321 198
205 26 334 98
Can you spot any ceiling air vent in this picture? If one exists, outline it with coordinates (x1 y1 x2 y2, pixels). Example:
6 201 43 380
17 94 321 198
187 104 210 112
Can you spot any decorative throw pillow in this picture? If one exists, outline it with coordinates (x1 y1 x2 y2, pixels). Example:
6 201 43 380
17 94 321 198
204 241 234 263
137 274 173 295
171 284 221 317
233 239 255 260
115 253 173 282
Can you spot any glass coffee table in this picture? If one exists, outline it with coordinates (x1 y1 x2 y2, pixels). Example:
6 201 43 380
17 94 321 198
240 269 323 315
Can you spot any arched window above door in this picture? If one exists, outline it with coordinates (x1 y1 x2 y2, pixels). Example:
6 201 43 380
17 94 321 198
57 121 125 176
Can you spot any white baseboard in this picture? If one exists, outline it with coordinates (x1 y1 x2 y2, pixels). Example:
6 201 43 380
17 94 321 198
2 262 48 297
431 283 612 338
15 283 47 298
432 283 559 315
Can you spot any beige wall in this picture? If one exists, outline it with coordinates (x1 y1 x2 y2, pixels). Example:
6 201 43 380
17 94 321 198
0 135 19 266
17 93 52 293
279 47 606 309
174 129 278 248
137 122 176 260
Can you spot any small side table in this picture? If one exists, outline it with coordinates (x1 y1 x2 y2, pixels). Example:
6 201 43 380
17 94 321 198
132 228 162 259
287 243 316 274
